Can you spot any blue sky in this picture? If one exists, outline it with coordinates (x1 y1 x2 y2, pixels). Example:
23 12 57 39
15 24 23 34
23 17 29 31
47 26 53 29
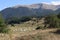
0 0 60 10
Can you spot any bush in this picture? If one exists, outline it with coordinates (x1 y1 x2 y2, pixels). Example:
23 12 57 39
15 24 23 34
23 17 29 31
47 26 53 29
0 14 9 33
44 14 60 28
36 26 43 30
57 13 60 19
0 27 9 33
11 23 15 26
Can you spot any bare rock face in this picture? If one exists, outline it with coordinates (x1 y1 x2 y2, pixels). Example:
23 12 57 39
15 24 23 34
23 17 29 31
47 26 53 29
0 3 60 19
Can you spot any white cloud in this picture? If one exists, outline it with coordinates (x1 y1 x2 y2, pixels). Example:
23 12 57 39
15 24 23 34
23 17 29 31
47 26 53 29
41 1 60 5
51 1 60 5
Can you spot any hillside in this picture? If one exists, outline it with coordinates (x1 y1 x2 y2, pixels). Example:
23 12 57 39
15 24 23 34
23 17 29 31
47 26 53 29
1 3 60 19
0 3 60 40
0 28 60 40
0 17 59 40
14 28 60 40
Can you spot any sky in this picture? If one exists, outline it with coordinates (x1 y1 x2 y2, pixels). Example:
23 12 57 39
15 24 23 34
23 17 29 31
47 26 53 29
0 0 60 11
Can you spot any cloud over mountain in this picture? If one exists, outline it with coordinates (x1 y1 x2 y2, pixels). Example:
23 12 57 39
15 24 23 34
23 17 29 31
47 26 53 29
41 0 60 5
51 1 60 5
0 3 60 19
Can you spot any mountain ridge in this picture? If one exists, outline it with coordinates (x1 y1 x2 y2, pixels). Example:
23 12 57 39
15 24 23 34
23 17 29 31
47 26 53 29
0 3 60 19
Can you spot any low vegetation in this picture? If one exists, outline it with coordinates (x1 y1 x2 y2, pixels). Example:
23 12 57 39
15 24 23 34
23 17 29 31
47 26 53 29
0 13 60 40
44 13 60 28
6 16 32 24
0 14 9 33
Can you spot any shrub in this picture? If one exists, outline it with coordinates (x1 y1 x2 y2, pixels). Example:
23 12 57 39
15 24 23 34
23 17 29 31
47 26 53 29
0 14 9 33
36 26 43 30
11 23 15 26
57 13 60 19
44 14 60 28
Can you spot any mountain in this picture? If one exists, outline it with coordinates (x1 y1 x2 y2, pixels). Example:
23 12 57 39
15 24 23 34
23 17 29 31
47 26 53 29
1 7 36 19
0 3 60 19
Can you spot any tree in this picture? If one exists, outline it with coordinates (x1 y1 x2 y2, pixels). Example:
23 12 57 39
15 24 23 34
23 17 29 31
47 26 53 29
57 13 60 19
44 14 60 28
0 14 9 33
7 17 20 24
20 16 31 22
